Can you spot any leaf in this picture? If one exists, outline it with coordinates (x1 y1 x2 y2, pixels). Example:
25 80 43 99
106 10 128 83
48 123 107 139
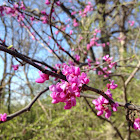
131 55 135 58
7 45 13 49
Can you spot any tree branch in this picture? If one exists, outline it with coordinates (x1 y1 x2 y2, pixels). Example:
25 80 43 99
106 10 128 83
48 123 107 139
0 87 49 123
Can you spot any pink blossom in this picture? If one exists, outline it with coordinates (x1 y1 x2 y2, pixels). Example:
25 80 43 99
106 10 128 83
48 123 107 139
103 55 113 62
55 30 59 35
71 11 76 15
88 2 92 5
30 16 35 21
20 1 26 10
106 42 110 46
83 51 87 55
103 67 107 71
87 58 92 63
87 44 91 50
68 60 75 65
104 71 111 78
45 0 50 5
4 7 14 15
93 32 96 36
79 3 93 17
87 58 92 67
13 3 19 9
109 62 117 69
73 19 79 27
40 16 48 24
111 102 119 112
12 64 19 70
98 71 103 75
92 95 118 118
17 14 25 22
117 36 126 42
102 43 106 47
71 48 74 51
95 29 101 33
95 59 100 65
133 118 140 130
103 55 109 61
61 26 66 31
90 39 95 46
74 54 80 61
128 20 135 26
79 10 82 16
41 10 46 15
105 89 112 99
79 36 83 42
79 72 89 84
64 97 76 109
87 35 100 49
70 30 73 35
92 87 118 118
97 110 103 116
105 109 111 118
35 71 49 83
106 79 118 89
55 1 60 6
0 113 7 122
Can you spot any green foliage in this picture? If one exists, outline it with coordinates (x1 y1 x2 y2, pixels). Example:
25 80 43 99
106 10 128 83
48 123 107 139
0 74 140 140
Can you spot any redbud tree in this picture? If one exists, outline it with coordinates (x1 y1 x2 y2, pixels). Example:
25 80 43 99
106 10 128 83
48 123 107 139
0 0 140 139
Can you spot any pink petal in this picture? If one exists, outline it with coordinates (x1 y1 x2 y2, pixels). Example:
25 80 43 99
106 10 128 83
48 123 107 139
35 78 46 83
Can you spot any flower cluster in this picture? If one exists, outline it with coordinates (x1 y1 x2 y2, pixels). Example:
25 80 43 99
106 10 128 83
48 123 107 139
0 113 7 122
106 79 118 89
92 80 119 118
103 55 117 69
1 2 25 22
128 20 135 26
86 29 110 50
79 2 93 17
45 0 60 6
49 64 89 109
87 29 100 50
97 55 117 77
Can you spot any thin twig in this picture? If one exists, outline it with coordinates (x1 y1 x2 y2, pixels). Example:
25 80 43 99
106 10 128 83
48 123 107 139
0 87 49 123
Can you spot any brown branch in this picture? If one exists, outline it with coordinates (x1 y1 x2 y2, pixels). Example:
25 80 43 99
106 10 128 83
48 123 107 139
1 45 136 111
49 2 80 65
125 61 140 86
0 87 49 123
80 93 140 111
105 73 128 103
23 18 64 63
117 65 140 68
0 45 67 81
82 85 115 104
